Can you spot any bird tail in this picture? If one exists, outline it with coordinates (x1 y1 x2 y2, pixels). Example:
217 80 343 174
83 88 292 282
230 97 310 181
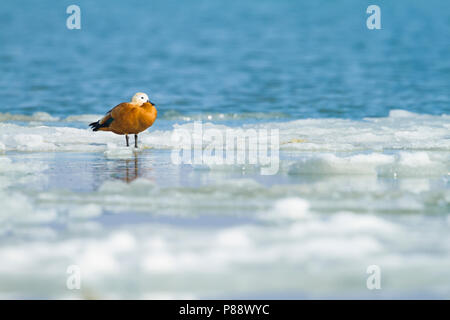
89 121 101 131
89 116 114 131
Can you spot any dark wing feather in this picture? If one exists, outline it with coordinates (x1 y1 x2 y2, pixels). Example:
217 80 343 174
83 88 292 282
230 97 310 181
89 103 124 131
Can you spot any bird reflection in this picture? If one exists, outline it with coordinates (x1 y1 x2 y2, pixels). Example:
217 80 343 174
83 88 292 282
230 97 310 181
124 155 139 183
109 153 153 183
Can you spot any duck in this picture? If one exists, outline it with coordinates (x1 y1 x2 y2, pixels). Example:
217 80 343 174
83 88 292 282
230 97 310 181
89 92 157 148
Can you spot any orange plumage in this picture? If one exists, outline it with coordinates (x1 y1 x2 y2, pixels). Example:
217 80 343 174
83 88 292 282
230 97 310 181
89 92 157 147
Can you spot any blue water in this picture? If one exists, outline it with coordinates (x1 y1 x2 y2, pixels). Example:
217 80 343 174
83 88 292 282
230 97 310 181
0 0 449 119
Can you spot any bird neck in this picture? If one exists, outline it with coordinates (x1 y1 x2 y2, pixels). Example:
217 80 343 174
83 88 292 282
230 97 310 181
141 102 157 115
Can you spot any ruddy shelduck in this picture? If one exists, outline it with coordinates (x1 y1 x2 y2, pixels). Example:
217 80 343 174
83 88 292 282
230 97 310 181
89 92 157 148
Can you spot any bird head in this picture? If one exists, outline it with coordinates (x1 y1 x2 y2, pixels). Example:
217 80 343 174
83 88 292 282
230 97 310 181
131 92 150 105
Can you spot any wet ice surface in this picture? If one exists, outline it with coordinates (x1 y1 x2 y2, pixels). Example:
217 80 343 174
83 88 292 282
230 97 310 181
0 112 449 299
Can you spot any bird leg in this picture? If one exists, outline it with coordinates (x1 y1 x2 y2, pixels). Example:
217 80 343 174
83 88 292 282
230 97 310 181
125 134 129 147
134 134 138 148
